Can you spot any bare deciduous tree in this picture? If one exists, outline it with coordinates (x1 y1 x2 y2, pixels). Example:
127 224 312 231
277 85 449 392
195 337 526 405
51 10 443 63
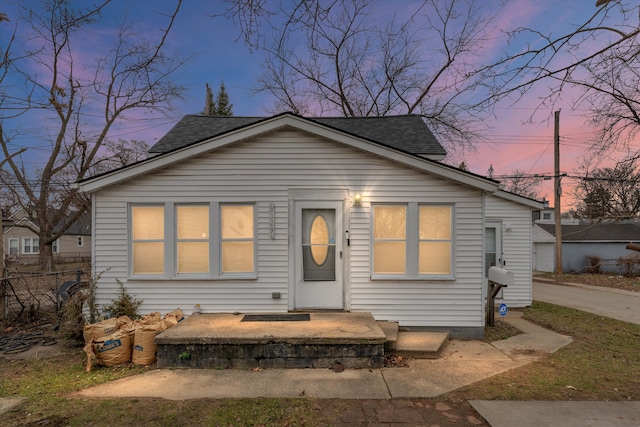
498 169 543 200
481 1 640 154
223 0 501 152
0 0 187 269
573 157 640 220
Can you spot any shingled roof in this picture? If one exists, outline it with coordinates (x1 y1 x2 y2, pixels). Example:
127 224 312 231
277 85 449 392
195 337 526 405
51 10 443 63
537 223 640 242
148 114 447 157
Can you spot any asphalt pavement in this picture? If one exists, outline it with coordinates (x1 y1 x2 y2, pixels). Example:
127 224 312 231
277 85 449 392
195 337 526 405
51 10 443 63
533 278 640 324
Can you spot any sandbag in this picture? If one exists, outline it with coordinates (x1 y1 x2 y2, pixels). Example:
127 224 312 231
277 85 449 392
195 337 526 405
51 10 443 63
93 329 131 367
83 315 133 344
132 324 162 365
163 308 183 327
83 318 119 344
140 312 161 325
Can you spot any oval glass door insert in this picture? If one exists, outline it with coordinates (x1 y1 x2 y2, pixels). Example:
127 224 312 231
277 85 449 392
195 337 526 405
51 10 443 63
310 214 329 265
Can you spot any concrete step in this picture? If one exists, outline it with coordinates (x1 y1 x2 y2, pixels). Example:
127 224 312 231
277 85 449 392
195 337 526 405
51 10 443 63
393 331 450 359
377 321 399 352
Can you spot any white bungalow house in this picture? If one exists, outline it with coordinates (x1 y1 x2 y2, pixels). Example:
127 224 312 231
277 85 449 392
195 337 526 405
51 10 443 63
77 114 543 338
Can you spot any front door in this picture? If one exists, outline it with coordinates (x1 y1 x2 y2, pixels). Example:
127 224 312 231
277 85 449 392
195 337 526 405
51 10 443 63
294 200 344 309
485 220 504 296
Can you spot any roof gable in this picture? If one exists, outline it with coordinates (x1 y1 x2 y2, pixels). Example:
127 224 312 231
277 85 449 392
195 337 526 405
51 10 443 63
149 114 447 159
78 113 498 194
3 211 91 236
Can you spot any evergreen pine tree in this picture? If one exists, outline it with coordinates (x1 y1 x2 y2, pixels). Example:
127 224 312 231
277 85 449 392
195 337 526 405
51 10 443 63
214 82 233 116
203 81 234 116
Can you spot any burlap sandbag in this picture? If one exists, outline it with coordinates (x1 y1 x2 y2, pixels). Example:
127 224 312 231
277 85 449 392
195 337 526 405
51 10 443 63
163 308 183 327
132 324 162 365
83 318 119 345
83 315 133 344
94 329 131 367
140 312 161 325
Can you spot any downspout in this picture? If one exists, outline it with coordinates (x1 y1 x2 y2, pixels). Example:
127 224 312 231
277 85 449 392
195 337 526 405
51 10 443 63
481 190 487 325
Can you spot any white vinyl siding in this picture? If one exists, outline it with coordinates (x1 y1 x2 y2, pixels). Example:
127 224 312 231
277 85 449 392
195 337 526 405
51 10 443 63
91 129 486 328
486 195 535 307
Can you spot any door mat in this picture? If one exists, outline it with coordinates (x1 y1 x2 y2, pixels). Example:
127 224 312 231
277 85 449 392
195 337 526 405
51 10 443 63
241 313 311 322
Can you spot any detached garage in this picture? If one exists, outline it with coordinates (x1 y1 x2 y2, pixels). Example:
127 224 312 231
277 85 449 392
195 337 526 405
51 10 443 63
533 222 640 274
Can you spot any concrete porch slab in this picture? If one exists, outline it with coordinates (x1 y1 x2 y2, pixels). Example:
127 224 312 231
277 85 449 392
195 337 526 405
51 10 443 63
155 312 387 369
156 312 387 345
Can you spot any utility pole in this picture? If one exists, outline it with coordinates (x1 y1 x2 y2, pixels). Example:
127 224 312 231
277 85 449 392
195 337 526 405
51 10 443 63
554 110 563 274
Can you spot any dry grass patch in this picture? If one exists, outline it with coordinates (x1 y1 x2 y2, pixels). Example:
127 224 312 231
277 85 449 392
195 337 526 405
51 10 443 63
541 272 640 292
447 301 640 401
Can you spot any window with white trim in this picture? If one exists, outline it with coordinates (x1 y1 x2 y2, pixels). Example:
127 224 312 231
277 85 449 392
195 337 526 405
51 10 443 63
8 238 18 255
131 206 165 275
77 236 84 247
176 205 209 274
129 203 255 278
221 205 255 274
372 203 453 279
52 239 59 254
23 238 39 254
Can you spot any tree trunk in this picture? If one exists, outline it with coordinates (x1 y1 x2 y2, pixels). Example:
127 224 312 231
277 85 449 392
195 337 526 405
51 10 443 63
39 241 54 272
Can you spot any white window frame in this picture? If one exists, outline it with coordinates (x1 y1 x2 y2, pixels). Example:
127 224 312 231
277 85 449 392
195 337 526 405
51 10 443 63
219 203 257 278
176 204 210 277
129 202 257 280
8 238 18 255
52 239 59 254
371 203 455 280
77 236 84 247
22 237 40 254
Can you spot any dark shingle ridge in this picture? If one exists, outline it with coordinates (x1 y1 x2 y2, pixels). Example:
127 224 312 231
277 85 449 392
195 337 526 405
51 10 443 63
148 114 447 157
538 222 640 241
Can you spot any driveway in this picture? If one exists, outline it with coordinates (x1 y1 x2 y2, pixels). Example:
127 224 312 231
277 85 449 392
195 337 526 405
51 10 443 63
533 280 640 325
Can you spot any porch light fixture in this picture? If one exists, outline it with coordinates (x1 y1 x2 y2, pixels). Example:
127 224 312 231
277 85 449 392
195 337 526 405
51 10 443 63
353 193 362 207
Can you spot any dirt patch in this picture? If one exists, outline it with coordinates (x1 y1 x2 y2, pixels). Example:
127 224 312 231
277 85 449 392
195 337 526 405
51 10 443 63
384 353 410 367
1 326 71 361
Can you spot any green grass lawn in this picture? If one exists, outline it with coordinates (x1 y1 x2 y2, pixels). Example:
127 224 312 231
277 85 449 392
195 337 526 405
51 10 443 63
1 301 639 426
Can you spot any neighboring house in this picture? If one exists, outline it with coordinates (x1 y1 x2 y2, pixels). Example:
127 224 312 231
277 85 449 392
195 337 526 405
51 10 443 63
533 222 640 274
77 114 543 338
3 209 92 265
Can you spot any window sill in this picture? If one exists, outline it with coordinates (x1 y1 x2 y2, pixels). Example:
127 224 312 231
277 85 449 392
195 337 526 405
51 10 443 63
128 275 258 281
370 274 455 281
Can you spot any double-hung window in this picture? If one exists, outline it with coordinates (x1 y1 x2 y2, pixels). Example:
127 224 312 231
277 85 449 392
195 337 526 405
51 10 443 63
23 238 39 254
130 203 255 278
8 238 18 255
372 203 453 279
176 205 209 274
221 205 255 274
131 206 165 275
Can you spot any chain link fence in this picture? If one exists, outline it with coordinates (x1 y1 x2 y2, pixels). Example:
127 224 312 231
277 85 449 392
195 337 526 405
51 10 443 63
1 270 89 327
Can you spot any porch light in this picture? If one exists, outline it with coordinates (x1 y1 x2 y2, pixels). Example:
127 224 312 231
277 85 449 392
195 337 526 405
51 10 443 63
353 193 362 207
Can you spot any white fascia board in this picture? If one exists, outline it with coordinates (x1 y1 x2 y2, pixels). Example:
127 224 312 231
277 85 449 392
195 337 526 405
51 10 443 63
493 190 546 209
78 113 498 193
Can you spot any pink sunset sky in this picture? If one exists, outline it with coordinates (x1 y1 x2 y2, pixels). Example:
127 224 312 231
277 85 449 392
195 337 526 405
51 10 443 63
2 0 638 211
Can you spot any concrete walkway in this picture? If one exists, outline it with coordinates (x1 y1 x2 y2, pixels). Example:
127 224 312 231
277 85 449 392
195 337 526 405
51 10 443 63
5 283 639 426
